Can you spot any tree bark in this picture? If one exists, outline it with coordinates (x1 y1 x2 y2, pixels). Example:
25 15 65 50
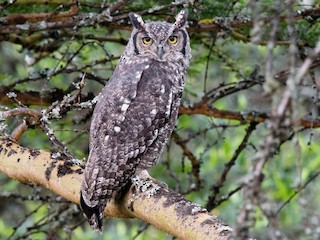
0 136 232 240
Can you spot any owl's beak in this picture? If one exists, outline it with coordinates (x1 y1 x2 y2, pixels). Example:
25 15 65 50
157 45 165 59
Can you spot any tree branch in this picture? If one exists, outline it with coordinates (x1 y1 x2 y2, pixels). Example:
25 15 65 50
179 102 320 128
2 0 78 25
0 136 232 240
1 1 319 35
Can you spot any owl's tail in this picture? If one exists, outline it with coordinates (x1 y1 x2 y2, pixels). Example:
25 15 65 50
80 192 104 232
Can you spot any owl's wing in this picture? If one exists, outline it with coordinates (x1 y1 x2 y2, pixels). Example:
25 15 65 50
80 60 177 231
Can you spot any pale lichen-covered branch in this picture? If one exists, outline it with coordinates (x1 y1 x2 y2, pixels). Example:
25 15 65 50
0 136 232 240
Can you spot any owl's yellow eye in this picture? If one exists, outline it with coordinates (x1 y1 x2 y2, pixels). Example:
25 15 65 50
142 37 152 45
168 36 178 44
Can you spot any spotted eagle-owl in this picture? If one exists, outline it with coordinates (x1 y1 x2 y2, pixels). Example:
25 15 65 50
80 10 191 231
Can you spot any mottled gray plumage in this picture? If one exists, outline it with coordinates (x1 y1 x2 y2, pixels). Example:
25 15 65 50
80 10 191 231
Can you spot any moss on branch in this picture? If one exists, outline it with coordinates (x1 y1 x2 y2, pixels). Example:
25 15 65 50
0 136 232 240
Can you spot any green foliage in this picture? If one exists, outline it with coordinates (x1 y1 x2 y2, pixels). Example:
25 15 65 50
1 0 320 239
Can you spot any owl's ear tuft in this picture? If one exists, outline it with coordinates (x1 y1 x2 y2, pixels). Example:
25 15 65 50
129 12 145 30
174 10 188 28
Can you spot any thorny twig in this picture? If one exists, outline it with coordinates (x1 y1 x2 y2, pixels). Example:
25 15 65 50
1 2 320 239
276 169 320 215
7 204 46 240
234 31 320 239
206 122 258 211
172 131 202 189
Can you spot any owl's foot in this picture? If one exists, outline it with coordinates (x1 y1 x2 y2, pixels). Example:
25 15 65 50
131 174 160 198
136 169 155 181
137 169 168 188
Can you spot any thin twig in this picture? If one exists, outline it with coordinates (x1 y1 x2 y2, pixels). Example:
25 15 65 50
206 122 257 210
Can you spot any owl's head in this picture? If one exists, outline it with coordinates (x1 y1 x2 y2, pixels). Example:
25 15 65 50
127 10 191 66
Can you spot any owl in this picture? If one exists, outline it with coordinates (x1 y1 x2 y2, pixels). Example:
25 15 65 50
80 10 191 231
